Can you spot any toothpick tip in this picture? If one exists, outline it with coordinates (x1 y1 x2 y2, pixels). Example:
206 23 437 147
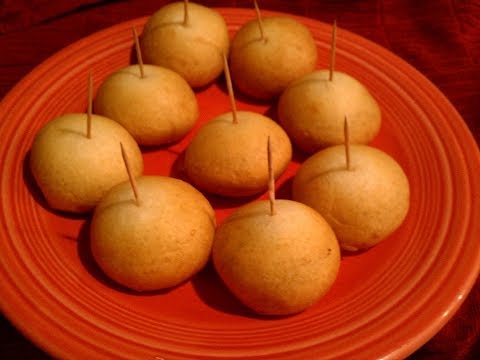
267 136 276 216
132 25 145 78
344 115 351 171
223 51 238 124
254 0 265 41
329 19 337 82
183 0 189 26
120 142 141 206
87 71 93 139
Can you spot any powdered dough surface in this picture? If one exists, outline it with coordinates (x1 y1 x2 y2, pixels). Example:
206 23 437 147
94 64 198 146
278 70 381 153
213 199 340 315
293 145 410 251
229 16 317 100
29 113 143 213
140 2 229 88
91 176 216 291
184 111 292 197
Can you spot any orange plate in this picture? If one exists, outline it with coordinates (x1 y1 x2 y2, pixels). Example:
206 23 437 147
1 8 480 360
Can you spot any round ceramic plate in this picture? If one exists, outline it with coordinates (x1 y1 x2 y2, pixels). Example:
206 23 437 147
1 8 479 360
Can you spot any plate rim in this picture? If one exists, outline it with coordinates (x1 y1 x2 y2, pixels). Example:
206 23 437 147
1 8 480 359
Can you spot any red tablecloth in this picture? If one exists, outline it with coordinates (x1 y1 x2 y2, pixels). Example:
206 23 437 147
1 0 479 358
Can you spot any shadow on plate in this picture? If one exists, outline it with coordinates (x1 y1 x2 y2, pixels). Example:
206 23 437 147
275 175 293 200
191 260 254 317
172 149 262 211
191 260 296 321
215 73 273 108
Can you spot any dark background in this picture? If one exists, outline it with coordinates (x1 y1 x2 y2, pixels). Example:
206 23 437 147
1 0 479 358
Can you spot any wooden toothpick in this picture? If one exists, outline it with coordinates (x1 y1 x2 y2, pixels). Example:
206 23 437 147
183 0 189 26
222 52 238 124
329 20 337 82
120 142 141 206
254 0 265 41
87 71 93 139
344 115 351 171
267 136 276 216
132 26 144 78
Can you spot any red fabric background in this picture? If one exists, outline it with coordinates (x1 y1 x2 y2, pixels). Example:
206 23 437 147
1 0 479 358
